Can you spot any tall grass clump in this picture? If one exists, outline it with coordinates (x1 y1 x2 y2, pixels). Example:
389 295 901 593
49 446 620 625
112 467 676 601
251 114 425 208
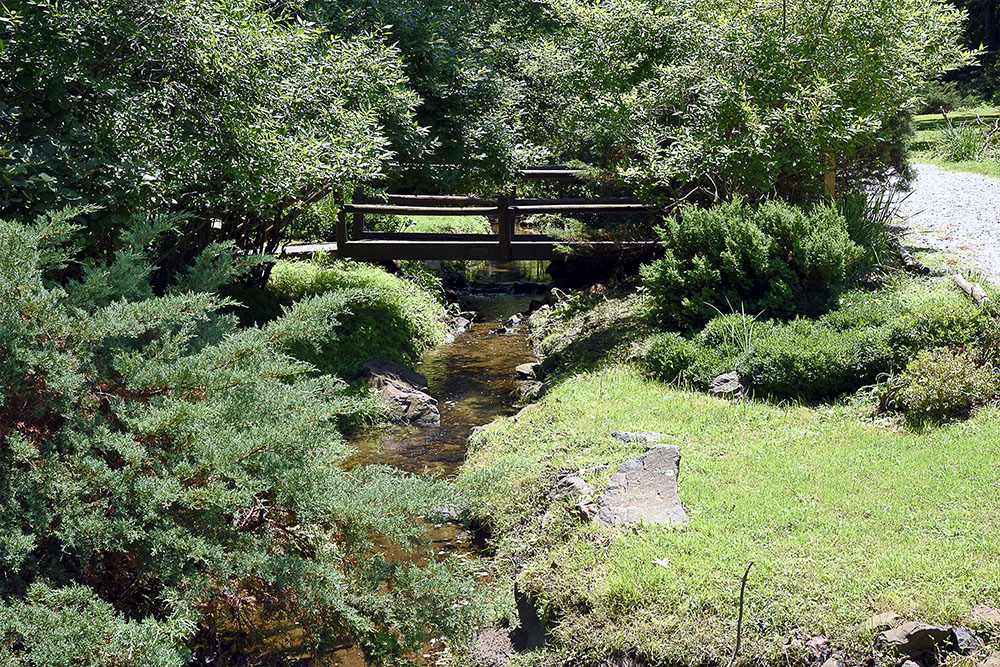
269 259 447 377
933 122 1000 162
837 186 901 274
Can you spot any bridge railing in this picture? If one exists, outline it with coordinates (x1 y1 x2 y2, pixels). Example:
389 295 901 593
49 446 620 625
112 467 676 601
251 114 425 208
335 166 654 262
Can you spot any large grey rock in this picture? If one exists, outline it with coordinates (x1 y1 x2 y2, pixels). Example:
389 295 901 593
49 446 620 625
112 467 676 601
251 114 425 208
358 360 440 426
709 371 746 398
596 445 688 526
877 621 953 657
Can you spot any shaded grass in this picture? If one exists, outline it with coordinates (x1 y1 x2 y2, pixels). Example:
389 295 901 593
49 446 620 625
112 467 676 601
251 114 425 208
460 365 1000 665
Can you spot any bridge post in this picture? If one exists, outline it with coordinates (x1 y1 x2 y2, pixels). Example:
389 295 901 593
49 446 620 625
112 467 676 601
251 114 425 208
336 193 348 251
498 188 515 263
351 187 365 240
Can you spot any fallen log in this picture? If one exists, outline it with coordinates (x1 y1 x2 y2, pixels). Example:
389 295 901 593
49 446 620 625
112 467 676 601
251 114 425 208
952 274 991 306
892 238 930 275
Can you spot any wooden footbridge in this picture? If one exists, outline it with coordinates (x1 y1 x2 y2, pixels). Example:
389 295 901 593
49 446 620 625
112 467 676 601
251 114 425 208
283 166 657 261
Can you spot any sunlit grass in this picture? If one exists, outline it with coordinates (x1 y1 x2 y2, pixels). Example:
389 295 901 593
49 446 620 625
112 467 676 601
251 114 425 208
462 365 1000 664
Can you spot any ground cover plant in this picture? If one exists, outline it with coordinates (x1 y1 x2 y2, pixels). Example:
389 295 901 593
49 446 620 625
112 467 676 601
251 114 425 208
0 212 481 665
459 364 1000 666
268 258 448 379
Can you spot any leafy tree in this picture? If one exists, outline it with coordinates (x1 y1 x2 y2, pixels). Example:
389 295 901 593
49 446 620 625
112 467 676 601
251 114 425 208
0 0 420 257
0 209 481 665
304 0 550 192
517 0 973 202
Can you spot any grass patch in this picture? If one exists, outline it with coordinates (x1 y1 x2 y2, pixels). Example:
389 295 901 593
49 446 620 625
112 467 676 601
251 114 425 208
460 365 1000 665
397 215 492 234
911 155 1000 180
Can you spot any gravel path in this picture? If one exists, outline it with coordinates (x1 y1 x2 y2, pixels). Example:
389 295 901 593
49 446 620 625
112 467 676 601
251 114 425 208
894 163 1000 281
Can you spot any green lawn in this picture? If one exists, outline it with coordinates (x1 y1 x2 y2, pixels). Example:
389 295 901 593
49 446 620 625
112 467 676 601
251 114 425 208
911 155 1000 180
910 107 1000 173
460 366 1000 665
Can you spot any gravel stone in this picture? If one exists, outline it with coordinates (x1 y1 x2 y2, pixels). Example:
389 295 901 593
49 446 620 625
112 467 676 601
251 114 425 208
894 164 1000 281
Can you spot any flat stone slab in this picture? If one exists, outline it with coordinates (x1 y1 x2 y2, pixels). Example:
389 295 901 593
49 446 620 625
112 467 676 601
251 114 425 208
596 445 687 526
609 431 664 444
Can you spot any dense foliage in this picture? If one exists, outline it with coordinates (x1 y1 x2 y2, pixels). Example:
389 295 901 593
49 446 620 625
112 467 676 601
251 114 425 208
268 259 447 378
0 0 418 256
640 282 1000 401
518 0 972 201
0 211 479 665
641 199 863 329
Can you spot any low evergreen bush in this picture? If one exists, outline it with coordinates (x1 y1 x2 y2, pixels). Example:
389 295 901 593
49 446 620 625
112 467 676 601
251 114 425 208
0 211 480 665
638 283 999 402
641 200 863 329
268 259 447 377
641 332 697 382
879 348 1000 424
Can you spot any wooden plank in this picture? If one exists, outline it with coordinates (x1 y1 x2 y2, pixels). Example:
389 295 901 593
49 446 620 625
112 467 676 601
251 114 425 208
338 239 657 262
342 204 499 216
515 197 644 205
352 211 365 240
363 232 498 241
356 193 495 207
280 241 338 255
510 203 649 214
520 169 583 181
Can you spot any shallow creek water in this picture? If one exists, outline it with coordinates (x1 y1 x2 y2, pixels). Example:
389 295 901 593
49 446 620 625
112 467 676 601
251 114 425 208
326 264 546 666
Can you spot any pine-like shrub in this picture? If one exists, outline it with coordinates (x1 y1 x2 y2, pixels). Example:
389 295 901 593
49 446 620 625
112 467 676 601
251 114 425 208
0 211 480 665
640 200 863 329
268 259 447 377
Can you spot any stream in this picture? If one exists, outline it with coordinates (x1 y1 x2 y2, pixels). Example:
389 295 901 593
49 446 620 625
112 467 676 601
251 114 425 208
330 262 547 666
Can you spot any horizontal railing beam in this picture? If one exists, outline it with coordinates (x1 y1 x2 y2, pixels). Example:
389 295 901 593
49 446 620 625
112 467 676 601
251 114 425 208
356 193 495 207
510 204 650 214
342 204 499 216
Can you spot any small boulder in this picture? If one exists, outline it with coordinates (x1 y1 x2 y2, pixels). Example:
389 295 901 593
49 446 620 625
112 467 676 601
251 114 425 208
806 635 831 659
596 445 688 527
979 654 1000 667
518 381 544 402
550 475 595 502
864 612 902 633
877 621 953 657
475 627 513 667
709 371 747 398
358 360 440 427
820 658 845 667
609 431 665 445
972 605 1000 624
952 627 983 655
516 362 541 379
452 315 473 334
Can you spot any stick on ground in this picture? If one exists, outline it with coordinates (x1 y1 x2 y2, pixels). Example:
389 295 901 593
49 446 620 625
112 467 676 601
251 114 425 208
727 562 754 667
